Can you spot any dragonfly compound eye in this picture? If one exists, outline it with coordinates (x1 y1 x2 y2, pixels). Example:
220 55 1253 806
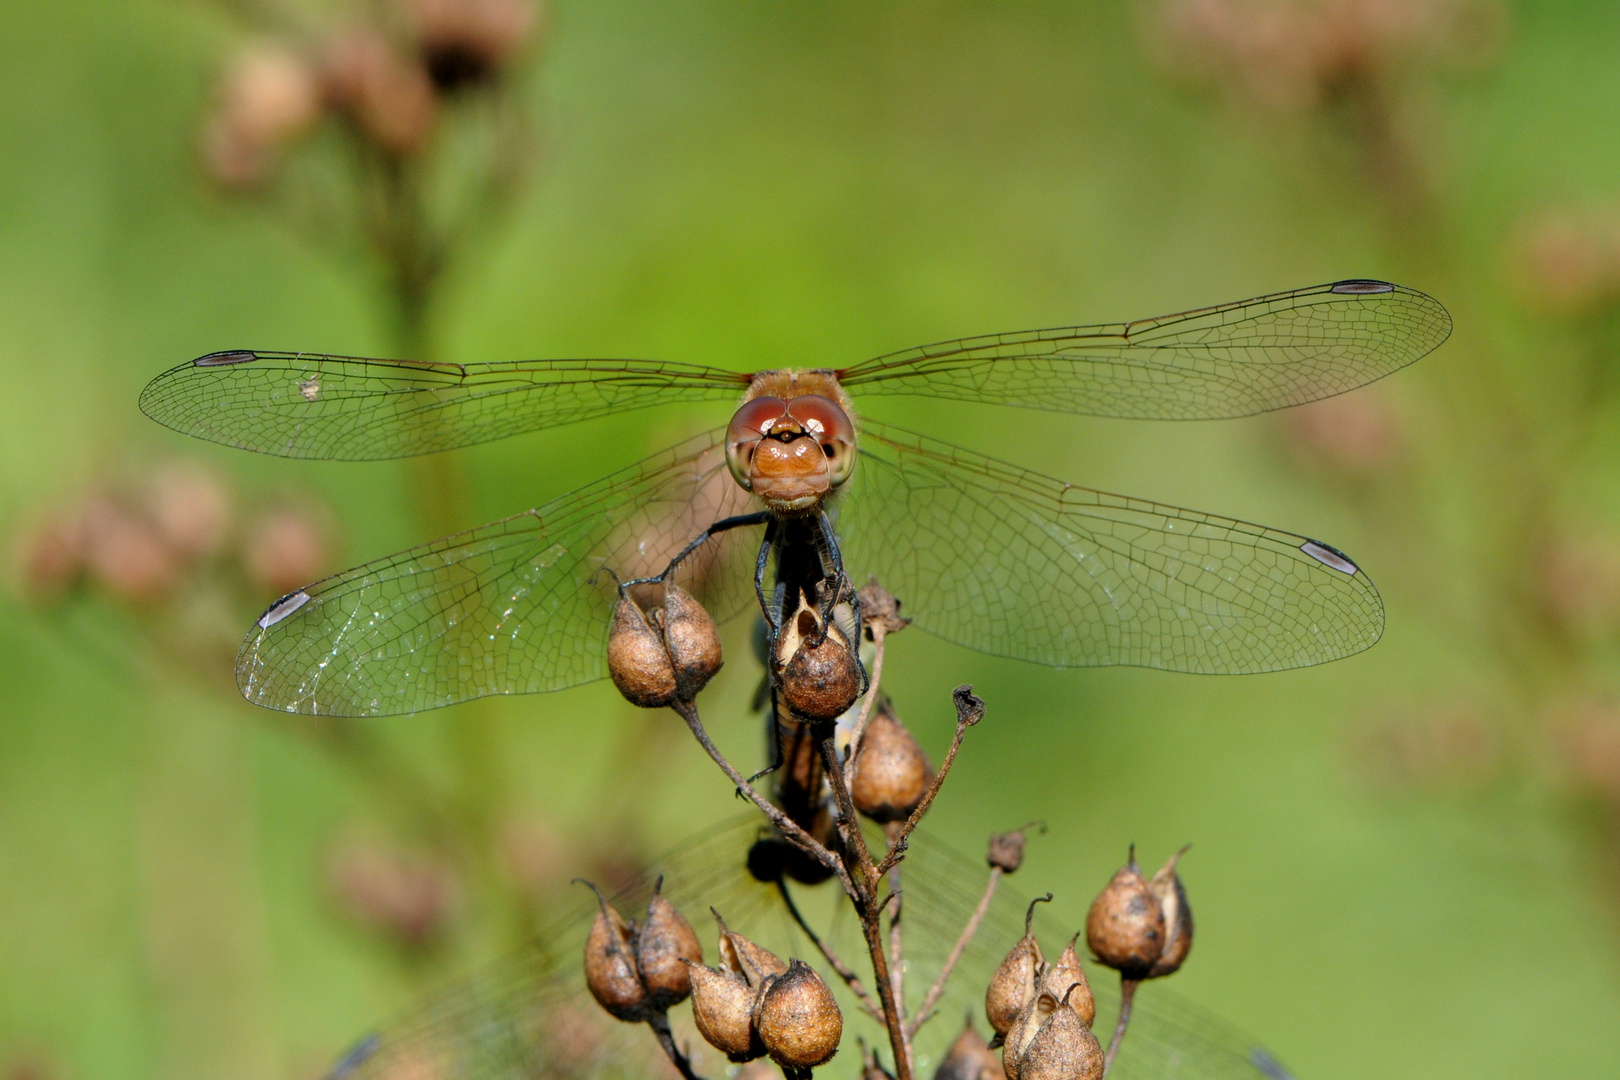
785 394 857 488
725 396 788 491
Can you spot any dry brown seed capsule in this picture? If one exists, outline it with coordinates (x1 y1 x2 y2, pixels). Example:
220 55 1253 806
714 912 788 985
684 959 765 1062
1038 936 1095 1029
935 1019 1002 1080
752 959 843 1068
1146 846 1193 979
606 596 677 708
986 828 1029 874
851 703 933 823
1009 988 1103 1080
778 605 861 721
1085 846 1165 978
636 882 703 1010
985 895 1050 1038
663 583 722 700
579 881 646 1022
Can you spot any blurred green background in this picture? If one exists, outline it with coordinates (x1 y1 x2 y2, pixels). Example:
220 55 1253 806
5 1 1620 1078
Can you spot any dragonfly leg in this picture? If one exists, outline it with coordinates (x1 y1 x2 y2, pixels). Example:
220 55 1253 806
617 510 771 595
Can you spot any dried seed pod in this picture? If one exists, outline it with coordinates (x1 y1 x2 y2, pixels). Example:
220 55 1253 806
858 578 909 638
752 959 843 1068
1038 936 1095 1029
1008 988 1103 1080
985 895 1050 1037
579 882 646 1022
606 596 677 708
1085 847 1164 978
935 1019 1002 1080
714 912 788 985
684 960 765 1062
851 704 932 823
986 828 1030 874
778 606 861 722
1146 846 1193 979
663 583 723 700
636 883 703 1010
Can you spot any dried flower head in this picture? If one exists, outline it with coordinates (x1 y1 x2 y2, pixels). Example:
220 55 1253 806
752 959 843 1069
661 583 723 700
203 42 321 187
327 832 459 948
985 895 1051 1038
635 883 703 1011
934 1019 1002 1080
1084 847 1165 978
607 595 678 708
685 959 764 1062
1146 848 1194 978
1003 987 1103 1080
1038 935 1096 1028
406 0 539 90
322 27 439 157
851 703 932 823
241 507 330 597
579 881 647 1022
776 603 861 722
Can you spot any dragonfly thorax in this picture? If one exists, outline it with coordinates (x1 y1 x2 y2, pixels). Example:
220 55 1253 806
726 370 857 515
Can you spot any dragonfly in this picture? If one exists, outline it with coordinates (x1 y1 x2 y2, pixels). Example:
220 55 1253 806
139 279 1449 717
315 814 1298 1080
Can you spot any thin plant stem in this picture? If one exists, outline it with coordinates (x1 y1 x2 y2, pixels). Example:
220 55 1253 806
672 700 851 894
646 1010 708 1080
844 624 890 774
816 728 914 1080
876 687 983 876
906 864 1003 1038
1102 978 1139 1076
776 880 884 1022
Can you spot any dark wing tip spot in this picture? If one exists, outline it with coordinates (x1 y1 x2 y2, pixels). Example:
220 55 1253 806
1329 279 1396 295
258 590 313 628
195 350 259 367
1300 540 1359 575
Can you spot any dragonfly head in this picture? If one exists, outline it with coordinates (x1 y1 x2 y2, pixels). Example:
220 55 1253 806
726 389 857 515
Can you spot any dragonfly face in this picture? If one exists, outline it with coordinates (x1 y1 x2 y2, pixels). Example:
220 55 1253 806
140 280 1451 716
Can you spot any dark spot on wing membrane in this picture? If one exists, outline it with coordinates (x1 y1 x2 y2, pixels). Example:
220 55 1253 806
257 590 313 628
194 349 259 367
1329 279 1396 295
1299 539 1358 575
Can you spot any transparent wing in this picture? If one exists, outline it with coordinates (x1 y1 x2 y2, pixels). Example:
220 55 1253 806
321 816 1293 1080
836 280 1449 420
235 430 763 716
139 352 750 460
837 422 1382 674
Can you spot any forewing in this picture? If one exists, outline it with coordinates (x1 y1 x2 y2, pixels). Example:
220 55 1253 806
320 816 1289 1080
140 353 749 459
837 280 1449 420
838 422 1383 674
236 430 763 716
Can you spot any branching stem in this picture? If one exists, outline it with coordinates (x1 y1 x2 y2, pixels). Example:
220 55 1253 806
1102 978 1139 1076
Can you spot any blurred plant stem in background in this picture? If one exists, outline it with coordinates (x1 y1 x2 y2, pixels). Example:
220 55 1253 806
1143 0 1620 902
195 0 554 949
